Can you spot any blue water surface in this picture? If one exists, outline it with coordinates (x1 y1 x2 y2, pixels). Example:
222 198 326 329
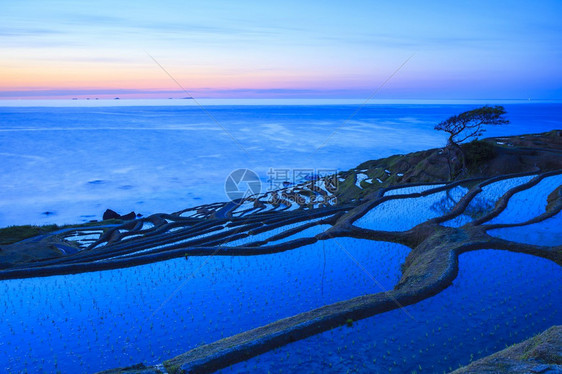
488 211 562 247
0 238 409 373
223 250 562 374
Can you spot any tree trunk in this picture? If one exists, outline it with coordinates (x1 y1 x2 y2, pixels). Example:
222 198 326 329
445 147 453 181
447 137 467 178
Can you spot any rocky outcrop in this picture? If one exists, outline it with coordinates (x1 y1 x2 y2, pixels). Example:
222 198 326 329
103 209 137 221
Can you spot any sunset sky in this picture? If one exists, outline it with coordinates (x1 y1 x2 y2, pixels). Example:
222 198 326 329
1 0 561 100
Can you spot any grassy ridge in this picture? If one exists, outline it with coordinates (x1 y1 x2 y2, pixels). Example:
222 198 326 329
0 219 123 245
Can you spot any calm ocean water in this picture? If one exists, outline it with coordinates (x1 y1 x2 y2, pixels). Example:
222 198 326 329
0 101 560 227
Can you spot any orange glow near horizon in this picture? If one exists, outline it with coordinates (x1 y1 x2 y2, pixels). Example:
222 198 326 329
0 59 381 99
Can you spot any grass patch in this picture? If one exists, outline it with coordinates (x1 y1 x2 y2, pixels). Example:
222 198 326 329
462 140 497 170
0 225 60 245
0 219 123 245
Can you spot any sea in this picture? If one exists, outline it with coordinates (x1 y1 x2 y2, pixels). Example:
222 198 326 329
1 99 560 228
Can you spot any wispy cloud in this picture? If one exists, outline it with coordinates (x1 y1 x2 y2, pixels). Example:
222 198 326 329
0 27 64 37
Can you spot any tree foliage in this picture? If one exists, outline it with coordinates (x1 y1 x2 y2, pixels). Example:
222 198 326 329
435 105 509 179
435 105 509 146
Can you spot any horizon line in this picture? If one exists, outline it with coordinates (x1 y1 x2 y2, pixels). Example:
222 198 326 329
1 98 560 108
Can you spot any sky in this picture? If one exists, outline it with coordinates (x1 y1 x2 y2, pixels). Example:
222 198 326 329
1 0 561 100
